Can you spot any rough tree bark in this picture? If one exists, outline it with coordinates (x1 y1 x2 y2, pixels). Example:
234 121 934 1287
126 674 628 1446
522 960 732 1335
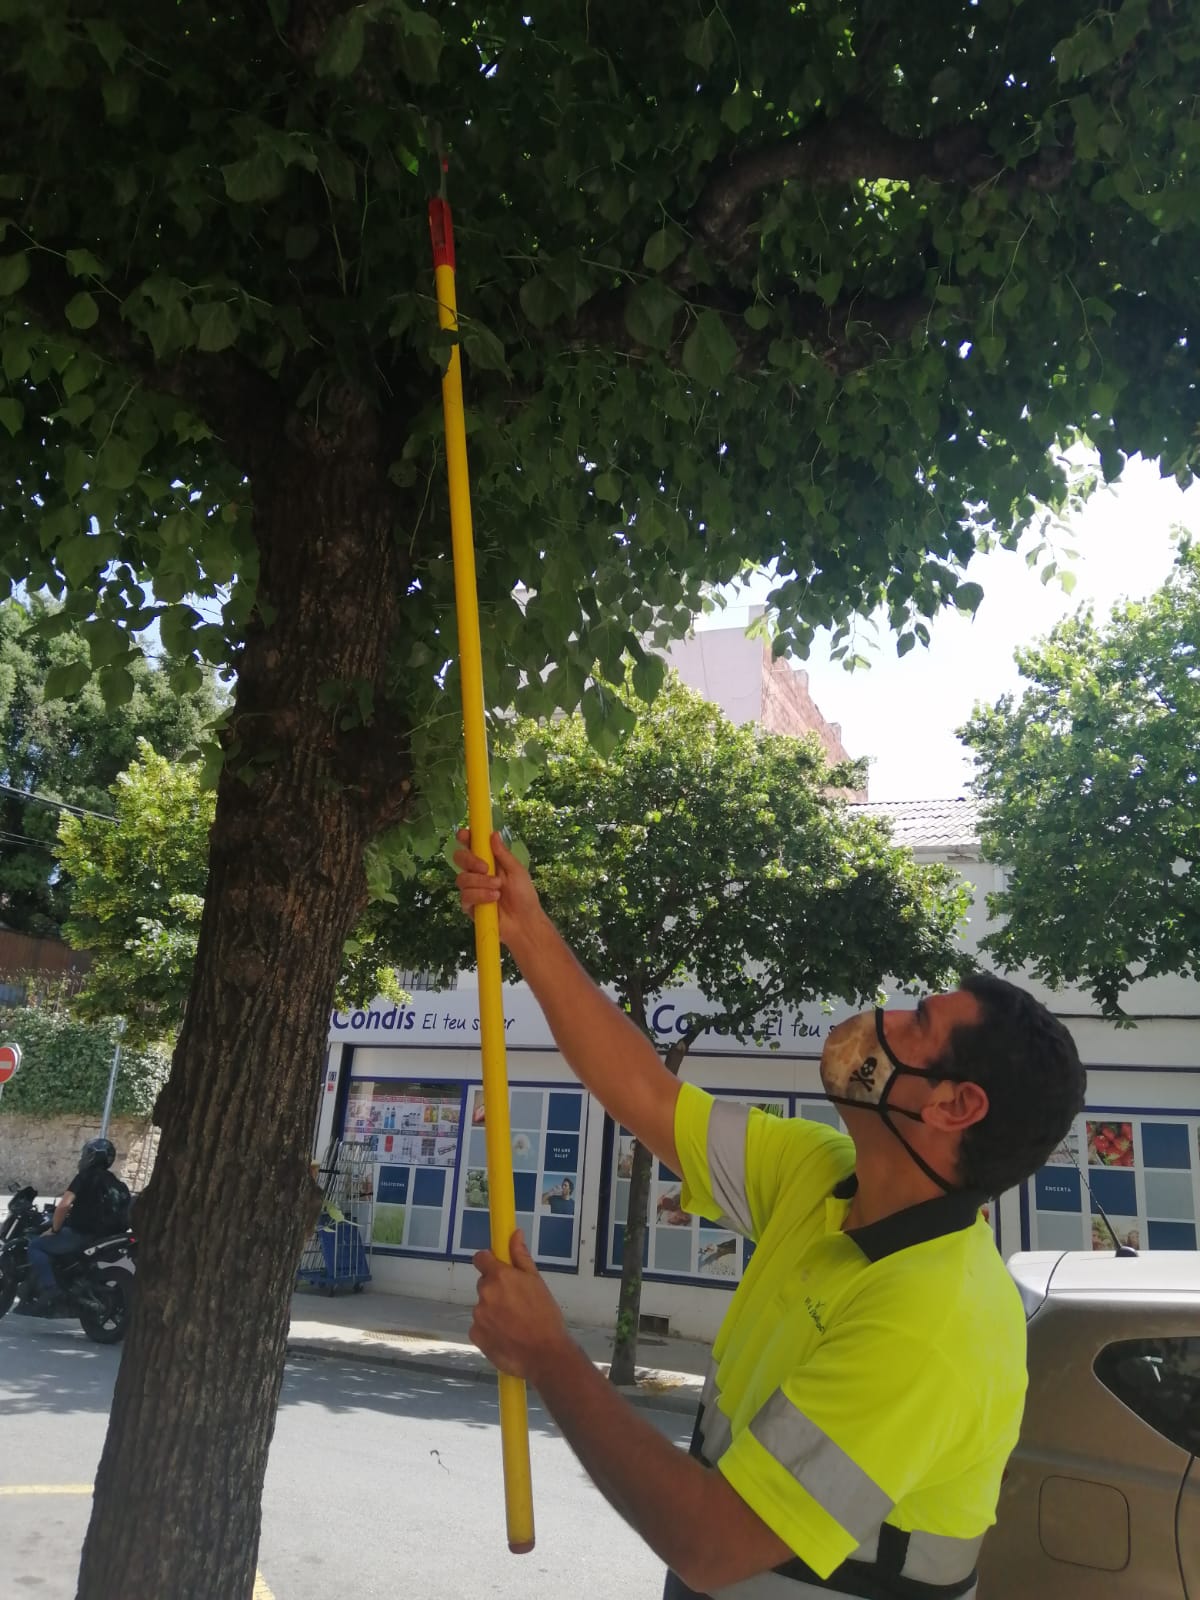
75 406 413 1600
609 1033 689 1389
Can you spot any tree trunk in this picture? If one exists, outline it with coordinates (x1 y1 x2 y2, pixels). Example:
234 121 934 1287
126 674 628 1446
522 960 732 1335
609 1035 690 1388
76 420 412 1600
609 1131 654 1386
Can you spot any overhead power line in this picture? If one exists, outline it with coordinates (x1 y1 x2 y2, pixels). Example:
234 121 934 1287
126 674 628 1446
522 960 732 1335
0 781 115 822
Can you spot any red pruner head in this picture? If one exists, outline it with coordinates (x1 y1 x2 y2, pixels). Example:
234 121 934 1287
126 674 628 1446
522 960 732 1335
428 197 456 271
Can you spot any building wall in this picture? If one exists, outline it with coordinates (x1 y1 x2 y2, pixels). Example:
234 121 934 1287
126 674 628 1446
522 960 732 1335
664 623 857 770
316 864 1200 1344
0 1110 158 1193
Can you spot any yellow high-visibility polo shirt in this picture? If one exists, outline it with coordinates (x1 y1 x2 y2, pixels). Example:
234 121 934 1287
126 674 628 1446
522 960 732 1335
673 1083 1027 1600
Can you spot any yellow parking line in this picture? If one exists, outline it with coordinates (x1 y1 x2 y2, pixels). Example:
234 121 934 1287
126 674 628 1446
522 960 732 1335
0 1486 276 1595
0 1484 92 1494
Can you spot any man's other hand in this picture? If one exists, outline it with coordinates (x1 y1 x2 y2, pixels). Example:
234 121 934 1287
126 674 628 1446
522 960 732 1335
454 829 546 954
471 1229 570 1383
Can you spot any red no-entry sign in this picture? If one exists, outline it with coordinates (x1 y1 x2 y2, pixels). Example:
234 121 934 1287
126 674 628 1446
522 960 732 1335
0 1042 21 1086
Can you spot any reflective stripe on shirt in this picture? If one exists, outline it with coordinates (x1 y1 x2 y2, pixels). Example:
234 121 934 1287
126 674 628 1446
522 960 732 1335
706 1099 755 1234
749 1388 894 1543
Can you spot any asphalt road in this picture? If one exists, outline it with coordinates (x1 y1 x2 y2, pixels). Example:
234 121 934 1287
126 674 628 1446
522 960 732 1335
0 1314 692 1600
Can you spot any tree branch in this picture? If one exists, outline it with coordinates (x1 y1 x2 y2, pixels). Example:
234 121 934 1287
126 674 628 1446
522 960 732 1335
687 104 1070 271
570 104 1072 375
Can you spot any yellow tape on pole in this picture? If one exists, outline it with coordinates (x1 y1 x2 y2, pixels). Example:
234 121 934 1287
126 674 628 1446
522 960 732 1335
429 196 535 1556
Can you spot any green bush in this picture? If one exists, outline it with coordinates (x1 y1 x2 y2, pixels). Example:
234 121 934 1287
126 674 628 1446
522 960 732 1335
0 1007 170 1119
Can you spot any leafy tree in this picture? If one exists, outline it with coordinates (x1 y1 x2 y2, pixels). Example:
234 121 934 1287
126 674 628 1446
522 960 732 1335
0 598 222 937
0 3 1196 1592
962 545 1200 1018
55 743 407 1043
374 678 970 1382
56 742 215 1043
0 1005 169 1120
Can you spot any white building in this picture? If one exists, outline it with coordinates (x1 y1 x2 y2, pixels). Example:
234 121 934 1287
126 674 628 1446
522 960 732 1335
315 797 1200 1343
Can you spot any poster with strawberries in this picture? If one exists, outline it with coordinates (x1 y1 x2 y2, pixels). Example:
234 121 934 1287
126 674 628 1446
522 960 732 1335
1086 1120 1135 1168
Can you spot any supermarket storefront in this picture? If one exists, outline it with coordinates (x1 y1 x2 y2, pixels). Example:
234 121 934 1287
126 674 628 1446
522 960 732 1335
314 982 1200 1342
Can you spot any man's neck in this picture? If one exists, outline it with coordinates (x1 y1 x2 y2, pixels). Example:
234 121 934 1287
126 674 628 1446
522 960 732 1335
841 1150 948 1231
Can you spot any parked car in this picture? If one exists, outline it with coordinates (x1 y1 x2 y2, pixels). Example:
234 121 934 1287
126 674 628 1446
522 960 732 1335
979 1250 1200 1599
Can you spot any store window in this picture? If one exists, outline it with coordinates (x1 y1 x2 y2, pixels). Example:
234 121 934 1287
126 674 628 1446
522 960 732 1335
1030 1113 1200 1253
602 1095 842 1287
453 1086 588 1268
1094 1338 1200 1456
342 1079 464 1253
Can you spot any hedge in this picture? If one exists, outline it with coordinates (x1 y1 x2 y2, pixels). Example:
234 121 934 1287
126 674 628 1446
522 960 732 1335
0 1007 170 1119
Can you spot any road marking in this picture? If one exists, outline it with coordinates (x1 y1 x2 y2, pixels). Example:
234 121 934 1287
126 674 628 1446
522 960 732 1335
0 1486 278 1595
0 1484 92 1494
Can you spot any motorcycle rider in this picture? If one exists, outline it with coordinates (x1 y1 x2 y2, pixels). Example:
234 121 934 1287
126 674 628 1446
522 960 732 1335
25 1137 120 1313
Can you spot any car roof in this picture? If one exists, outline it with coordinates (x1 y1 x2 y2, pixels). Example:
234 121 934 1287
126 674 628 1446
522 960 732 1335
1009 1249 1200 1310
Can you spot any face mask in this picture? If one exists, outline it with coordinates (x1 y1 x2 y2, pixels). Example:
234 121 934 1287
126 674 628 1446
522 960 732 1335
820 1008 957 1193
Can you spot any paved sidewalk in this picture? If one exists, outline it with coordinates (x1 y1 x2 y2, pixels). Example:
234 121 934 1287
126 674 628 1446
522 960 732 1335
288 1283 708 1415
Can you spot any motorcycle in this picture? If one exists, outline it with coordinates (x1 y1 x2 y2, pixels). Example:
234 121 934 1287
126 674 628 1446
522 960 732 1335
0 1182 137 1344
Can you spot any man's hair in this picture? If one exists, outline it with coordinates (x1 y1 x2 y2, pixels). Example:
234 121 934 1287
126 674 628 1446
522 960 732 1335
940 972 1087 1197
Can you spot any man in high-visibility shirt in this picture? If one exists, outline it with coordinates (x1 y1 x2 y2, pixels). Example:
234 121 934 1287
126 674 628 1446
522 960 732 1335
457 832 1086 1600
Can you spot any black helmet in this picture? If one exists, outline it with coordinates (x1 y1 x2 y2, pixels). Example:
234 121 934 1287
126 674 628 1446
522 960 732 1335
80 1137 116 1171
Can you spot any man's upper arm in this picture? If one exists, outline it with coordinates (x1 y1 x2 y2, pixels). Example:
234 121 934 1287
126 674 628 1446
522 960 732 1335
673 1084 839 1238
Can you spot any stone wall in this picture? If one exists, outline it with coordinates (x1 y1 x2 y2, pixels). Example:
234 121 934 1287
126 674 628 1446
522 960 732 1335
0 1111 159 1195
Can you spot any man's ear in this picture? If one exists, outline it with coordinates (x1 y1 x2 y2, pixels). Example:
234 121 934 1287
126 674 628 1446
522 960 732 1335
925 1079 989 1133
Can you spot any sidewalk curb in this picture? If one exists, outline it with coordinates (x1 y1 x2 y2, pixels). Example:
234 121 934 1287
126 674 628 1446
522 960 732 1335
285 1333 702 1416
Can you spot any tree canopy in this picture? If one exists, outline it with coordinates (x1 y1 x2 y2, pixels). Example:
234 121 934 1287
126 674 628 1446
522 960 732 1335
0 598 221 937
961 544 1200 1017
4 4 1198 1594
2 0 1198 822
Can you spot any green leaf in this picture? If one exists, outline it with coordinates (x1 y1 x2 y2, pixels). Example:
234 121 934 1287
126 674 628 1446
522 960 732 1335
631 653 666 703
43 659 92 700
643 227 684 273
955 581 984 614
815 270 843 306
101 77 137 121
65 291 99 329
65 248 106 279
193 301 239 353
96 438 141 491
681 310 737 389
721 90 753 133
394 3 444 83
84 18 127 71
0 251 30 295
593 471 621 504
518 275 562 329
744 303 771 331
100 664 136 710
624 279 682 349
683 15 717 67
316 9 366 77
0 397 22 435
222 151 286 204
460 319 508 373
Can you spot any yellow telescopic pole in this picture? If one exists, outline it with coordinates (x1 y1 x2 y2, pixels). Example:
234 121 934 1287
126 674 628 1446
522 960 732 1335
428 192 535 1555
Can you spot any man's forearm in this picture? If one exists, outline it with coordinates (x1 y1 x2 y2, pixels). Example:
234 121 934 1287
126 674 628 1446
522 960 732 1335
532 1336 714 1588
507 912 680 1164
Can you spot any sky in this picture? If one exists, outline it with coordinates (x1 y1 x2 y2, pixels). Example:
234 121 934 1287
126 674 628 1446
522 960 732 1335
700 454 1198 800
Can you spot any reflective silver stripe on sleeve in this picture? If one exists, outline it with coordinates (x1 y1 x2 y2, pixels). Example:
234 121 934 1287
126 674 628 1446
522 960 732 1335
697 1365 733 1463
902 1529 984 1584
748 1389 894 1543
706 1099 753 1234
